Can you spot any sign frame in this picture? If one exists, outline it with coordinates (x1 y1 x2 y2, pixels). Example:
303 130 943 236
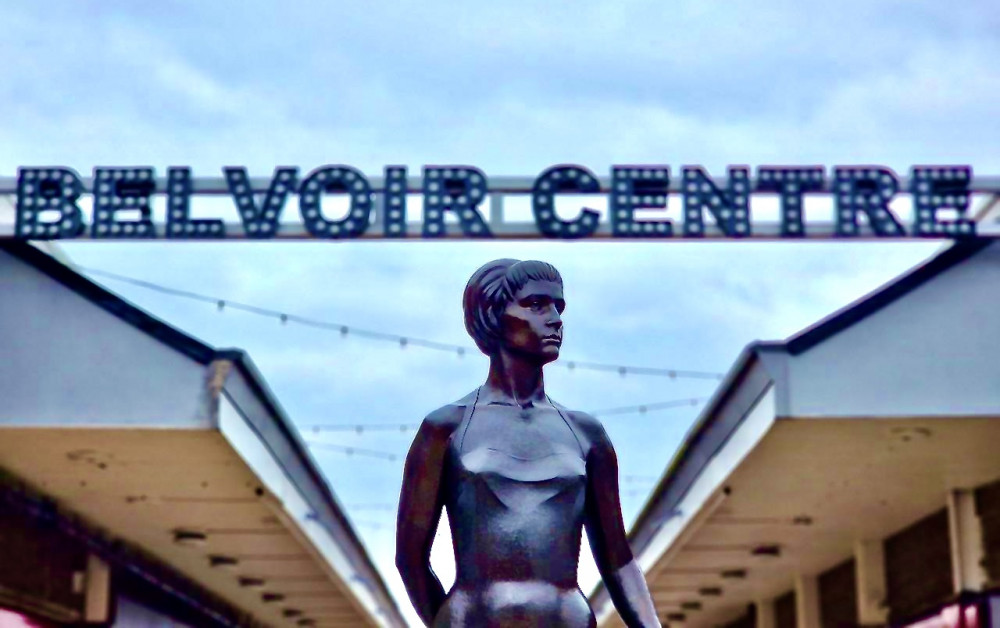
1 164 998 241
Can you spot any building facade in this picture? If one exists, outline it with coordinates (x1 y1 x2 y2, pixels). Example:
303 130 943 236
594 240 1000 627
0 242 405 627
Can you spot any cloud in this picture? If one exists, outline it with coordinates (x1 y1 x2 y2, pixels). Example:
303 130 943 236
3 0 998 176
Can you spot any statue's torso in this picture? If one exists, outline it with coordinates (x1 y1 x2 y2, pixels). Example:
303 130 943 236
436 397 596 627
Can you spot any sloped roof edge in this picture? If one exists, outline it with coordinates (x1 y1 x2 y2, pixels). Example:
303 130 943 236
0 240 404 626
217 348 405 624
590 340 781 611
626 341 782 553
784 238 992 355
593 239 995 614
1 240 218 364
626 238 994 555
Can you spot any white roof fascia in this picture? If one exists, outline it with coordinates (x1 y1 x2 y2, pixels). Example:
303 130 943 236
595 385 777 625
218 393 388 626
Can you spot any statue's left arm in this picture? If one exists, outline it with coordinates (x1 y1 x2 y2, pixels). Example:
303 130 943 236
575 412 661 628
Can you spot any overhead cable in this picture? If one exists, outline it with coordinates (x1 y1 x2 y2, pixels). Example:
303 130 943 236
80 267 725 380
301 397 709 433
306 439 667 487
306 441 399 462
588 397 708 417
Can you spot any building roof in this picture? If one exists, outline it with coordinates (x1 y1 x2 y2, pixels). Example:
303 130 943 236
593 238 1000 625
0 240 406 628
627 238 993 559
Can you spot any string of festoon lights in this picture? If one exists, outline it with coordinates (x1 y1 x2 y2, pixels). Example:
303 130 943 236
349 488 661 530
303 442 667 464
80 267 725 381
346 478 662 514
302 397 708 435
305 432 684 469
348 476 661 512
302 397 708 462
345 483 661 530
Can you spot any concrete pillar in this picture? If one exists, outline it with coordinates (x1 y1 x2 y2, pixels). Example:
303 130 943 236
84 554 111 622
947 489 987 592
794 575 821 628
755 598 776 628
854 539 888 625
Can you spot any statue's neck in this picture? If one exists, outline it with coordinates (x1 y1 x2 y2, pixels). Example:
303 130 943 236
484 351 546 408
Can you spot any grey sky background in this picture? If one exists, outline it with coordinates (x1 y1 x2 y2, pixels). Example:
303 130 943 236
2 1 997 625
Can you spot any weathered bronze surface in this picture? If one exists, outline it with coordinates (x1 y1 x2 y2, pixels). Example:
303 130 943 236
396 260 660 627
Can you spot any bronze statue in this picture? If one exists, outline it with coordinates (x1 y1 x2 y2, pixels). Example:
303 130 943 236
396 259 660 627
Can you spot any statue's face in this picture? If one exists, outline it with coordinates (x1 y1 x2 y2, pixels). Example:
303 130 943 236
500 279 565 363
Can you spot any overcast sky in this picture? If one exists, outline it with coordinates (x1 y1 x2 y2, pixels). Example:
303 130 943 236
2 1 998 625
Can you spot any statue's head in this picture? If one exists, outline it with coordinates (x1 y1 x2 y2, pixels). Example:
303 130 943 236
463 259 565 361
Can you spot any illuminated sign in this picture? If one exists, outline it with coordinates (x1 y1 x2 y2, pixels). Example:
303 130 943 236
0 164 993 241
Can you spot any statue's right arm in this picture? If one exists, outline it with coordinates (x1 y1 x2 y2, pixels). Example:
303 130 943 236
395 405 461 626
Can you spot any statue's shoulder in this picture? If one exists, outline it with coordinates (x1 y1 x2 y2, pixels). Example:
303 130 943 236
550 400 610 450
420 389 479 435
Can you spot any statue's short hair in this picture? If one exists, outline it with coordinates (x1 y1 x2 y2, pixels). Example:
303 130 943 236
463 259 563 356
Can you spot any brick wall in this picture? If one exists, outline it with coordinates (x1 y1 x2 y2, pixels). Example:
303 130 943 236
0 508 88 621
723 604 757 628
885 509 952 622
975 479 1000 585
775 590 796 628
819 558 857 628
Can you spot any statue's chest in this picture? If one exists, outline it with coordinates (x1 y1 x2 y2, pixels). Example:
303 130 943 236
453 408 586 511
458 406 583 461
